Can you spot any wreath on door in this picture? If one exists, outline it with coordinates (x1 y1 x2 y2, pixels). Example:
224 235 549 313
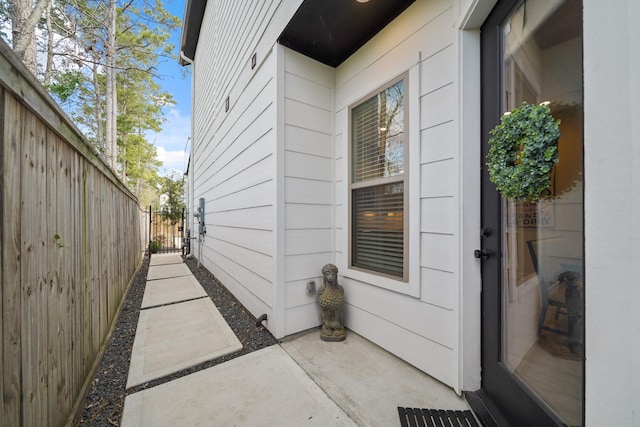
486 102 561 201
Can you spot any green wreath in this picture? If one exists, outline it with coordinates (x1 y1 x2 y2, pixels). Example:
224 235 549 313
486 102 561 200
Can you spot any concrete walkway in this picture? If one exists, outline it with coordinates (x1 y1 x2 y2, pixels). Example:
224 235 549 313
125 254 242 389
121 253 470 427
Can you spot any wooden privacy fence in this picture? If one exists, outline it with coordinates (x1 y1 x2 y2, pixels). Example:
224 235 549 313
0 41 144 426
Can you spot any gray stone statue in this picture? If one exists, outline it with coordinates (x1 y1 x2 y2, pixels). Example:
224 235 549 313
318 264 346 341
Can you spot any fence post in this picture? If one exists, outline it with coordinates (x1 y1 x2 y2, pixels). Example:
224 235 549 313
148 205 152 257
181 208 185 257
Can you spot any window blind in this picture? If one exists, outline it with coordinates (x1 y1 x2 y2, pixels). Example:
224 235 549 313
352 81 405 183
352 183 404 277
350 79 406 279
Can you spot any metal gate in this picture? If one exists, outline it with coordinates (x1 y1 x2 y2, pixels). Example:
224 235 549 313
148 206 185 255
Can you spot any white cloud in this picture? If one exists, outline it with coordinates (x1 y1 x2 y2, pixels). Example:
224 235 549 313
147 107 191 176
155 145 187 176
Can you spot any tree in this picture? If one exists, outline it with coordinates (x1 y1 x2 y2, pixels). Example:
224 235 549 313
123 134 161 198
114 8 177 179
116 73 170 200
10 0 51 75
105 0 116 169
2 0 181 201
159 171 184 225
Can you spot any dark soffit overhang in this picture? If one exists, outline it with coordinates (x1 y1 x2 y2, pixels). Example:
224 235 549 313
278 0 415 68
179 0 207 65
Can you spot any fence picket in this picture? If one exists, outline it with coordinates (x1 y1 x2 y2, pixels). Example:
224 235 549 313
2 91 24 427
1 41 144 427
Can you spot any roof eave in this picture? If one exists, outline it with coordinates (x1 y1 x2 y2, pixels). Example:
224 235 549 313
179 0 207 66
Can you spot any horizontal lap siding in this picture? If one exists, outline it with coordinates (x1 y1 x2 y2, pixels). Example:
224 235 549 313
192 1 283 320
334 0 460 388
206 74 276 312
193 1 271 138
282 48 334 336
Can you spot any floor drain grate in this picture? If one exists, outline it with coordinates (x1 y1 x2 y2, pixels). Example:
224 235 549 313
398 407 480 427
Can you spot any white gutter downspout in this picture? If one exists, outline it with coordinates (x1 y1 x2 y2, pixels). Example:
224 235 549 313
180 50 194 65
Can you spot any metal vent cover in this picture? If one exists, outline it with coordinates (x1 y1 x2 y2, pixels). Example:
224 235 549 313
398 407 481 427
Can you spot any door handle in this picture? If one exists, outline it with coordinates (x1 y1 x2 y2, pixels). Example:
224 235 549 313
474 249 490 260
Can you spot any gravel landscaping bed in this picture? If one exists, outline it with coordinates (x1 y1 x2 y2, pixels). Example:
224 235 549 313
74 254 277 426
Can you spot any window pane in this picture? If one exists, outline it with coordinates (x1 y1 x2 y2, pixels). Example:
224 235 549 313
500 1 584 425
352 183 404 277
352 80 404 183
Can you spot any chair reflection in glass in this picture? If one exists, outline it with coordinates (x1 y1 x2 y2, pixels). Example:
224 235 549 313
527 239 583 354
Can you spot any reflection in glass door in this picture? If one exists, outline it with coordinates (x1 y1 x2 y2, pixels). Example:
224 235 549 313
500 1 584 425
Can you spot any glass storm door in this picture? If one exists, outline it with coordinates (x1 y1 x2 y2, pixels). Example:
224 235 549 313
480 0 584 425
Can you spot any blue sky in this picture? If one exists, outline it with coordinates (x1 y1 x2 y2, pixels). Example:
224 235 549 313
148 0 192 176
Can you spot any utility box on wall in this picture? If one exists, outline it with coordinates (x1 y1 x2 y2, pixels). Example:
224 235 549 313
197 197 206 235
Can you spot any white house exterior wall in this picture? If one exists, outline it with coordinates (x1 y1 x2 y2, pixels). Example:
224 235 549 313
192 0 471 391
281 47 335 336
196 47 277 322
334 0 463 390
583 0 639 424
191 0 302 336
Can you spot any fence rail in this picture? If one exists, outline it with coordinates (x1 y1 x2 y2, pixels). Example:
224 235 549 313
0 40 144 427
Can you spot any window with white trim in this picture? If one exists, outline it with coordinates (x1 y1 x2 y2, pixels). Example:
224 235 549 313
350 76 408 280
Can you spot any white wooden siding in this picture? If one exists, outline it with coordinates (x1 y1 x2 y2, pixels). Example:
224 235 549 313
190 0 471 390
281 47 335 336
193 1 277 139
190 0 294 331
285 204 333 229
420 268 455 310
285 126 332 158
334 0 460 388
421 121 456 164
345 304 456 387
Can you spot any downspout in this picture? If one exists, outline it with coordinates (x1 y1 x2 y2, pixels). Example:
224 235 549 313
179 49 197 262
180 50 194 65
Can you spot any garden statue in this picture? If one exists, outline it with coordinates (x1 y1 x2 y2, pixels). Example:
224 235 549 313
318 263 346 341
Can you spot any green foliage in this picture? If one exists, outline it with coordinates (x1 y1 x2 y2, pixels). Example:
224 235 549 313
122 133 161 195
117 72 170 197
149 240 161 253
139 181 160 211
159 171 185 225
2 0 183 203
16 0 182 197
46 71 84 102
486 102 561 201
